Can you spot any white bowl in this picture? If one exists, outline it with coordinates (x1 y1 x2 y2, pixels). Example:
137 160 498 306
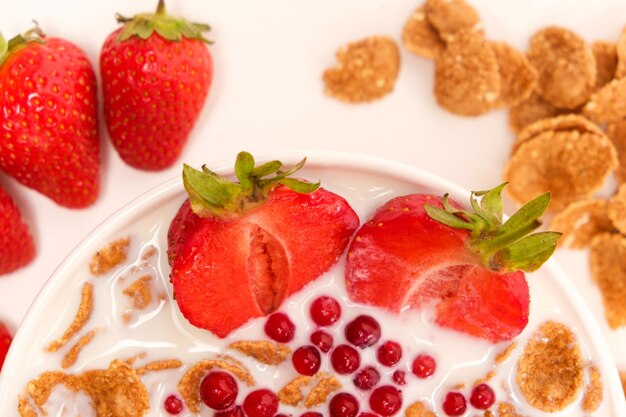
1 151 624 416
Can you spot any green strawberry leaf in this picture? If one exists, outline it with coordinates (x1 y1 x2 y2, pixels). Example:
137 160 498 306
498 231 561 272
424 205 475 230
0 34 7 61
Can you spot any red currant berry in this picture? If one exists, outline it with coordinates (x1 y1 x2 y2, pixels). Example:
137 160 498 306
345 315 381 348
470 384 495 410
292 345 322 376
442 392 467 416
301 413 323 417
392 370 406 386
331 344 361 374
265 312 295 343
376 341 402 367
353 366 381 390
243 389 279 417
311 330 334 353
369 385 402 416
411 354 436 379
310 296 342 326
199 371 238 410
164 394 184 414
275 414 291 417
215 406 245 417
329 392 360 417
359 413 380 417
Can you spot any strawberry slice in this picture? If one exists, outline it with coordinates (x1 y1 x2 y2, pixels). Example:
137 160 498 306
168 153 359 337
345 184 559 342
0 322 11 372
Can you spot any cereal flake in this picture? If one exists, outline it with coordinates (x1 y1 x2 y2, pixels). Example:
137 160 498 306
508 93 564 134
278 375 312 406
527 27 596 109
402 6 445 60
123 275 153 310
89 237 130 276
581 365 603 413
228 340 291 365
504 130 617 212
550 199 614 248
490 42 537 108
434 29 500 116
592 41 618 89
609 184 626 234
590 233 626 329
497 403 526 417
304 374 341 408
615 27 626 79
607 120 626 184
135 359 182 375
517 321 584 412
584 78 626 123
405 401 436 417
424 0 481 40
323 36 400 103
46 282 94 352
61 329 98 369
495 342 517 364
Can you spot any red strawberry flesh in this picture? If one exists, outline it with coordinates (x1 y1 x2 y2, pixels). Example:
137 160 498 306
0 322 12 372
0 186 35 275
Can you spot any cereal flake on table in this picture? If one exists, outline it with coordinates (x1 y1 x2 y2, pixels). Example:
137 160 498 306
434 29 500 116
550 199 614 248
607 120 626 185
46 282 94 352
590 233 626 329
402 6 445 59
405 401 436 417
228 340 291 365
527 26 596 110
620 371 626 397
614 27 626 78
424 0 481 40
503 129 617 212
608 184 626 234
592 40 618 90
323 36 400 103
19 359 149 417
581 365 603 413
89 237 130 276
508 93 565 134
583 77 626 123
489 41 537 108
516 321 584 412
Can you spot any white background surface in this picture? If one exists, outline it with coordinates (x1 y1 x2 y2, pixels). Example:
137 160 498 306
1 0 626 371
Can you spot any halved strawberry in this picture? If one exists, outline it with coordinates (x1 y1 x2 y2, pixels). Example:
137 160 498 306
345 184 560 342
0 322 11 372
168 152 359 337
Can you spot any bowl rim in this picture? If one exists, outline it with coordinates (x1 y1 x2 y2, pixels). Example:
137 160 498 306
1 149 624 415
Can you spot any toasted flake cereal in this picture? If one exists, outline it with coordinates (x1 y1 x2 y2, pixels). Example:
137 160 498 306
123 275 153 310
402 6 446 60
135 359 182 375
550 199 614 248
228 340 291 365
512 114 603 154
61 329 98 369
405 401 436 417
424 0 480 40
304 374 341 408
495 342 517 364
581 365 603 413
590 233 626 329
140 245 157 261
434 29 500 116
46 282 94 352
473 371 496 387
89 237 130 276
609 184 626 234
503 130 618 212
179 359 255 413
19 359 149 417
517 321 584 412
490 42 537 108
620 371 626 397
497 403 525 417
584 78 626 123
508 93 563 134
592 41 618 89
607 121 626 185
323 36 400 103
615 27 626 79
278 375 312 406
527 27 596 109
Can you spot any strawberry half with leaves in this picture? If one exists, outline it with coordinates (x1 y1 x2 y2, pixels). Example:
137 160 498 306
345 184 560 342
168 152 359 337
100 0 213 170
0 322 10 372
0 28 99 208
0 185 35 275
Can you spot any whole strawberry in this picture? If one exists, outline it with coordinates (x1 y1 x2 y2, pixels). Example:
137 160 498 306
0 322 10 372
100 0 213 171
0 185 35 275
0 28 100 208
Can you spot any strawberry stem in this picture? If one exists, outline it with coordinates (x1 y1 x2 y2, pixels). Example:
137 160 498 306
183 151 320 219
156 0 166 15
424 183 561 273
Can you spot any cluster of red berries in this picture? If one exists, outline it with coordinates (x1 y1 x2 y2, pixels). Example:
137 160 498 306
163 295 497 416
